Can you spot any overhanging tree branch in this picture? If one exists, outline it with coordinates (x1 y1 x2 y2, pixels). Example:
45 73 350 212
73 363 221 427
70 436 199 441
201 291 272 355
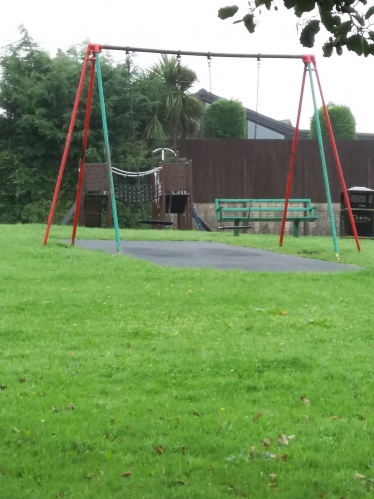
218 1 374 56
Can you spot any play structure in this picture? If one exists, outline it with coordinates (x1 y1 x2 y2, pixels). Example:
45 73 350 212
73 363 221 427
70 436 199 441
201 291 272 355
147 148 193 230
72 148 194 230
43 43 360 257
79 163 112 228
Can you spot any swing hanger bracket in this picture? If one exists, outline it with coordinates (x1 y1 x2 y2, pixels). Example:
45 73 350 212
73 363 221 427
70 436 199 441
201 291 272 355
88 43 103 54
302 54 315 64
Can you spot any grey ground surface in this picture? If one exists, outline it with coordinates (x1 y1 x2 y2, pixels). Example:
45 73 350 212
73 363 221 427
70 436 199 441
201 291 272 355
63 240 361 273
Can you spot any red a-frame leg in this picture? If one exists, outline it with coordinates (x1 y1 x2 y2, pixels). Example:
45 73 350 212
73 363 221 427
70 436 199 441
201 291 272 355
279 63 307 246
71 58 96 245
43 47 92 246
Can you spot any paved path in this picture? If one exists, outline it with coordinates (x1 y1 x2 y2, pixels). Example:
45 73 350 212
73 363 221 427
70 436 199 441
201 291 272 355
64 240 361 273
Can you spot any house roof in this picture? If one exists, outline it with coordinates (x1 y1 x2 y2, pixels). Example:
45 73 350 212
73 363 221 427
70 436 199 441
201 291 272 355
194 88 373 141
354 132 374 140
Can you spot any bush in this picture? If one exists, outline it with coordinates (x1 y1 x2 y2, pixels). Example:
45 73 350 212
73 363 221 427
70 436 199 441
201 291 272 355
310 102 356 140
203 99 246 138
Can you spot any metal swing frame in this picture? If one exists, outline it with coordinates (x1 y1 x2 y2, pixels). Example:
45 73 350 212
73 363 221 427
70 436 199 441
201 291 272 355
43 44 360 256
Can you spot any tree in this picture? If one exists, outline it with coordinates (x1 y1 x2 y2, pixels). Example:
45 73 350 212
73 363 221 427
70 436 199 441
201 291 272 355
218 2 374 57
310 102 356 139
0 28 156 225
204 99 246 138
138 55 204 144
0 28 82 223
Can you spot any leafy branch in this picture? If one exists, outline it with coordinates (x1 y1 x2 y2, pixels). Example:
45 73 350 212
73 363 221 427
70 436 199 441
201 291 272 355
218 1 374 56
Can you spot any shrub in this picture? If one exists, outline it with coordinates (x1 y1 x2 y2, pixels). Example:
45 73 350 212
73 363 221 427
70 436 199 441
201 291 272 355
204 98 246 138
310 102 356 140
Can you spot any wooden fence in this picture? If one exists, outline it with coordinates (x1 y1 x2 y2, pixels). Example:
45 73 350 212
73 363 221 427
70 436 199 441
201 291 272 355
176 139 374 203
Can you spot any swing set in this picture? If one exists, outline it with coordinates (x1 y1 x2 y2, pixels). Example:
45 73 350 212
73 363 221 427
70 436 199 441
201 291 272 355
43 43 360 257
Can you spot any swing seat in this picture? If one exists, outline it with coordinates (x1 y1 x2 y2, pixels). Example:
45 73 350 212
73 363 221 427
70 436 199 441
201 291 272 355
139 220 173 226
217 224 253 237
218 225 253 230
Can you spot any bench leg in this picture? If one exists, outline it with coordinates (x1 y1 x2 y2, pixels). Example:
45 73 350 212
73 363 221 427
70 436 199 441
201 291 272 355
234 219 239 237
293 220 300 237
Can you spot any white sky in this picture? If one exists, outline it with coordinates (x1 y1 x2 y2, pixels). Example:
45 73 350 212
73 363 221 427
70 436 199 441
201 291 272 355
1 0 373 132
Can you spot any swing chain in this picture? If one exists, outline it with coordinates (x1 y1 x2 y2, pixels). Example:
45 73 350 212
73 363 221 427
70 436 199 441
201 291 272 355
174 52 182 151
126 51 146 220
126 50 131 73
166 164 174 225
254 57 261 140
207 54 216 137
126 51 135 140
208 55 212 93
176 52 181 91
208 54 221 227
246 57 261 231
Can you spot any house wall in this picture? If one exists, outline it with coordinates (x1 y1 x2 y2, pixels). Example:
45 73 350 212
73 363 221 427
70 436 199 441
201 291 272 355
174 137 374 236
247 120 285 139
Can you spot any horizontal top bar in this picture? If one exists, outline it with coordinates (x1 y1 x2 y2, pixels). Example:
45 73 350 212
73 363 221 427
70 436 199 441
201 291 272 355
98 44 310 60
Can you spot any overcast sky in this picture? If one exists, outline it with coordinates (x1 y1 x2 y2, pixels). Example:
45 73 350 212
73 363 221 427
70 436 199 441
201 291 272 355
1 0 373 132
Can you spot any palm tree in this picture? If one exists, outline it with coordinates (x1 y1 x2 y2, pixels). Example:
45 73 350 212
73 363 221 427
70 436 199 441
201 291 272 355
138 55 204 144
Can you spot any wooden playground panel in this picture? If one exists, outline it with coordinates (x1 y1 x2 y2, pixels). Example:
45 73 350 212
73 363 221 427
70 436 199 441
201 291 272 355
79 158 194 230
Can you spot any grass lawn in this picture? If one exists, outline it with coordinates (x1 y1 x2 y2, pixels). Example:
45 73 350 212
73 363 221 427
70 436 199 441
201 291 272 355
1 224 374 498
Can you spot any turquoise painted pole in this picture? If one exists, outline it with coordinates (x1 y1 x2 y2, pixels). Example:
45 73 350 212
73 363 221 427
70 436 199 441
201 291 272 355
307 63 339 260
95 52 121 253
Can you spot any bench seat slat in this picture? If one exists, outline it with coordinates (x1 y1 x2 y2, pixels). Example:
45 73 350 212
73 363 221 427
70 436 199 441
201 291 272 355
218 207 315 212
215 198 314 203
221 216 318 222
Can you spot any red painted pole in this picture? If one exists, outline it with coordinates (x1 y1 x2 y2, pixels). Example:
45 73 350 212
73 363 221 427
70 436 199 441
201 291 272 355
312 61 361 251
43 47 91 246
279 63 307 246
71 58 96 245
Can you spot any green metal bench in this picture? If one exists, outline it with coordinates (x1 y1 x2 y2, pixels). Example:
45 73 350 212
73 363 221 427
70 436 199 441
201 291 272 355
215 198 318 237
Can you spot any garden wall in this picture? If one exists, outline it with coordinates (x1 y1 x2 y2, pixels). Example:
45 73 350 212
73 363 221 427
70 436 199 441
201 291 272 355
176 138 374 235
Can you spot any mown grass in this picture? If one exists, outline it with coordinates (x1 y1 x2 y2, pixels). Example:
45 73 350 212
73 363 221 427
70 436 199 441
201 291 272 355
1 224 374 499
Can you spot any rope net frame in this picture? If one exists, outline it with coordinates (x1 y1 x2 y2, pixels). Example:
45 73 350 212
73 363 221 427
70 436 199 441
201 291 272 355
110 147 176 205
111 166 162 204
113 171 162 204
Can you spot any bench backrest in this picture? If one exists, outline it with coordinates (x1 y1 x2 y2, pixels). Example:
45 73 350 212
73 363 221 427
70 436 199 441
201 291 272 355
215 198 318 221
216 199 315 210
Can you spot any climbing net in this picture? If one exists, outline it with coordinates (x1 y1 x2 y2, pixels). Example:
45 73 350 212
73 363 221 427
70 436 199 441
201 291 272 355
111 166 162 204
